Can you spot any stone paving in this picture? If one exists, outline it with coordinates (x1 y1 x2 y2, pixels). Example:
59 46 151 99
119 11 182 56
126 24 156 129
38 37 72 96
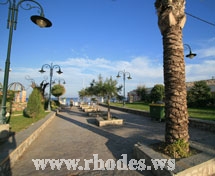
5 106 215 175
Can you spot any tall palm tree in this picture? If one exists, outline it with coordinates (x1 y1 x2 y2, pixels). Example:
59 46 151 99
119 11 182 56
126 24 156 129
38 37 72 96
154 0 189 151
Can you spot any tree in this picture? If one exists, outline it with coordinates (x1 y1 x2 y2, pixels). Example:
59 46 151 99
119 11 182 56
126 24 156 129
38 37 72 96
150 84 164 103
155 0 189 154
78 88 87 100
82 75 122 120
136 85 147 101
0 90 15 105
24 88 44 118
187 81 211 107
0 90 15 123
51 84 66 100
102 76 122 120
40 80 49 98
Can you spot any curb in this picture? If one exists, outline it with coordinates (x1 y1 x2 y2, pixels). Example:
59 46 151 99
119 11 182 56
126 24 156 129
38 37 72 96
0 111 56 173
133 142 215 176
99 104 215 133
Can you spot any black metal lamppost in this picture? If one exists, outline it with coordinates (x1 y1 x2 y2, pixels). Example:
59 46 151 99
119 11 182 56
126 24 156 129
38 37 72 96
116 70 132 107
39 63 63 111
0 0 52 124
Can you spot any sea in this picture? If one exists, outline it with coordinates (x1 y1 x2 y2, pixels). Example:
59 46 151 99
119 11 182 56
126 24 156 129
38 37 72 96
59 97 80 106
26 97 90 106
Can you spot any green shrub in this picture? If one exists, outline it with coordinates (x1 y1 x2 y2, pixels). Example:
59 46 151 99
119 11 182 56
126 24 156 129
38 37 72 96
24 88 44 118
51 84 65 99
50 100 60 110
164 139 190 158
23 108 30 118
187 81 211 107
150 84 164 103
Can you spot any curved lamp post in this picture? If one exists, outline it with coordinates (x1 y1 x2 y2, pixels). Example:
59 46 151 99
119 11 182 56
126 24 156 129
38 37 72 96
39 63 63 111
52 78 66 85
116 70 132 107
0 0 52 124
184 44 197 59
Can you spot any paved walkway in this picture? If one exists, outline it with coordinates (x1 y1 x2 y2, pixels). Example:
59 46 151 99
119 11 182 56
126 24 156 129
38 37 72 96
6 106 215 175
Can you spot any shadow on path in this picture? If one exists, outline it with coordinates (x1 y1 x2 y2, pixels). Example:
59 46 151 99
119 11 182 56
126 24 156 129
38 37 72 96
0 132 17 176
57 109 162 175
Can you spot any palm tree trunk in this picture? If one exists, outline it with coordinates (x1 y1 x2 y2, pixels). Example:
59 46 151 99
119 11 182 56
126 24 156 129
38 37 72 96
163 27 189 144
155 0 189 148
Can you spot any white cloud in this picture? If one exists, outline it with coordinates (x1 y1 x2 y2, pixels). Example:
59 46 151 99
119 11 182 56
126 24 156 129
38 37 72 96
0 56 164 98
197 47 215 58
1 53 214 98
186 59 215 81
185 37 215 81
195 37 215 58
53 56 164 97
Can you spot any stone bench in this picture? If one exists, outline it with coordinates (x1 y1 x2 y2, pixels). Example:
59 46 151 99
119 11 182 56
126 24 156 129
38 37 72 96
96 116 123 127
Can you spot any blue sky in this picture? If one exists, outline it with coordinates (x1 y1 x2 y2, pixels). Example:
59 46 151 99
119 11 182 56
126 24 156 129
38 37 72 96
0 0 215 98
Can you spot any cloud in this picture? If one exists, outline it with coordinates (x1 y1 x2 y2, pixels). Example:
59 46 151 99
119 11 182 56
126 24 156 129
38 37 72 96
186 59 215 81
53 56 164 97
195 37 215 58
197 47 215 58
1 53 214 98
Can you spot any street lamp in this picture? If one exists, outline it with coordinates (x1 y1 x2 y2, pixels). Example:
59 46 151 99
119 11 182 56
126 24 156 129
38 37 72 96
116 70 132 107
0 0 52 124
52 78 66 85
184 44 197 59
39 63 63 111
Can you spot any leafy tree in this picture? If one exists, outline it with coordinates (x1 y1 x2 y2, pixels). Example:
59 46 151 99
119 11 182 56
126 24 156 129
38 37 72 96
30 81 49 109
136 85 147 101
78 88 87 100
155 0 190 155
187 81 211 107
150 84 164 103
51 84 66 100
0 90 15 105
0 90 15 123
82 75 122 120
102 76 122 119
24 88 44 118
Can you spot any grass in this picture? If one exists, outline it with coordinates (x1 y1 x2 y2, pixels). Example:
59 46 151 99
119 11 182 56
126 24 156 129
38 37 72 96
110 102 215 121
7 102 215 133
188 107 215 121
111 102 149 111
9 111 49 133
